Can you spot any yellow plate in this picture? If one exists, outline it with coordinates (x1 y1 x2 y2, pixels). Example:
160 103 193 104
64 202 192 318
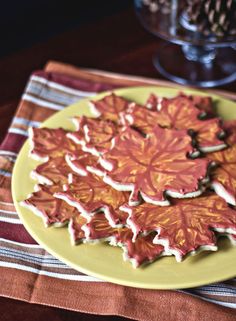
12 86 236 289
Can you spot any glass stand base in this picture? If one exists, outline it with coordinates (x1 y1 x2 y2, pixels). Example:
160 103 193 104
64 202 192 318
153 43 236 87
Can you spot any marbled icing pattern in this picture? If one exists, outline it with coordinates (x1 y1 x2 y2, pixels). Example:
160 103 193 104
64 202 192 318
82 213 164 267
145 92 214 114
90 93 130 123
29 127 79 161
97 126 209 205
21 184 84 230
124 96 225 152
122 193 236 261
208 122 236 205
68 116 120 156
54 172 129 227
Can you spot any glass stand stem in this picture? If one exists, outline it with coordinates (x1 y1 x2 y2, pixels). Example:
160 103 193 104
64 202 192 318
182 45 217 64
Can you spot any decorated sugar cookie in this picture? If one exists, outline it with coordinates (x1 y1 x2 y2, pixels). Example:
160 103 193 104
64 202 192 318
54 172 129 227
123 98 225 152
189 118 226 153
208 122 236 206
20 184 84 229
89 93 130 123
184 94 214 115
120 103 171 134
68 116 119 156
126 99 203 131
31 151 97 185
31 156 74 185
145 92 214 115
81 213 165 267
29 127 79 162
145 93 163 111
94 126 210 206
158 97 225 152
69 214 93 245
114 229 165 268
82 211 116 242
121 193 236 262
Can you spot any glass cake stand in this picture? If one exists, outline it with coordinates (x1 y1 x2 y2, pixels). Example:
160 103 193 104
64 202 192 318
134 0 236 87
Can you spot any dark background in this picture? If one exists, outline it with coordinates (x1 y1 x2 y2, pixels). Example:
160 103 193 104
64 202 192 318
0 0 133 57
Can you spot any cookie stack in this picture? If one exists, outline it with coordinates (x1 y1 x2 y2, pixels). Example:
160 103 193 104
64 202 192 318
21 92 236 268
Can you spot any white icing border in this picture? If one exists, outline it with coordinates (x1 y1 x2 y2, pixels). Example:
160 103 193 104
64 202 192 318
86 165 105 177
211 181 236 206
88 101 102 118
68 219 77 245
66 132 84 145
95 168 205 207
54 193 121 228
213 227 236 234
225 234 236 245
20 199 67 228
199 143 227 153
30 170 53 185
68 218 90 246
68 173 73 184
81 221 117 244
116 241 170 268
152 234 218 263
71 117 80 131
65 154 88 177
83 124 91 143
67 132 101 157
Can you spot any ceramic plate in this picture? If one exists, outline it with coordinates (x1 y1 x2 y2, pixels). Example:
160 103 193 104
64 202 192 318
12 87 236 289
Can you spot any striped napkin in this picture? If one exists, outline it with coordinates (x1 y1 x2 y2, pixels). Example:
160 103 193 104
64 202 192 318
0 61 235 321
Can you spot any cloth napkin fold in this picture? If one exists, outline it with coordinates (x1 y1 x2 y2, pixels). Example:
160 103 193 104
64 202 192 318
0 61 235 321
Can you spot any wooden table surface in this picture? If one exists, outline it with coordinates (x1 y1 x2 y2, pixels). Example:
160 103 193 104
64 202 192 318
0 7 236 321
